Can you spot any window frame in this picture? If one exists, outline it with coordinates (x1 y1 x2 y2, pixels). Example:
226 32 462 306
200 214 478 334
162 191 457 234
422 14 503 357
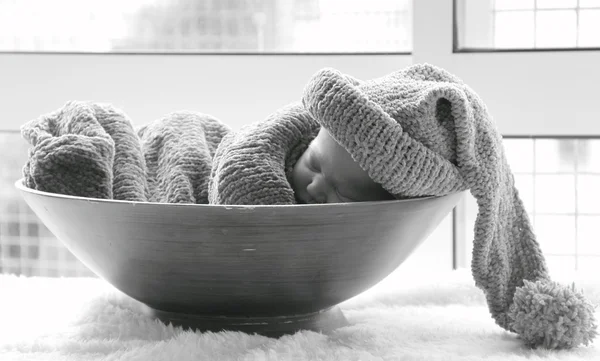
452 0 600 53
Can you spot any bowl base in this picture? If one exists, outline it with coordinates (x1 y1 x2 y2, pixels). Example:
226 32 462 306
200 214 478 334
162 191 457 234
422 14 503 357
144 306 349 337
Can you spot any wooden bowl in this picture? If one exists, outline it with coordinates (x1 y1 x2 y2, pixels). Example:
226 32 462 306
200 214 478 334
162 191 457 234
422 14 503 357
16 180 464 336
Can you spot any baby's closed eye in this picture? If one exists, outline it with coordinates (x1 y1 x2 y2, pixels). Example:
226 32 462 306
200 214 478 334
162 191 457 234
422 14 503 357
308 154 320 172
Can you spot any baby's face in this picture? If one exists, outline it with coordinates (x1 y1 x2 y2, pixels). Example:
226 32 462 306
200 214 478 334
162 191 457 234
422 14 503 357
291 128 394 204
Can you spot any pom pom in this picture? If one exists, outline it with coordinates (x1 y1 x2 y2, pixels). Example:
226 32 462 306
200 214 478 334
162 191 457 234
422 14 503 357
508 279 598 349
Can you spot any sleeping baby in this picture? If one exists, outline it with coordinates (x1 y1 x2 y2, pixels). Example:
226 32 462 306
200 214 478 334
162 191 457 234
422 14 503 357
207 100 396 205
290 127 394 204
209 72 398 205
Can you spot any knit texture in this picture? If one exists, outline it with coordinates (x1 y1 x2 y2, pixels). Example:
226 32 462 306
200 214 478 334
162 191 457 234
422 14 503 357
21 102 231 204
21 101 145 201
301 64 597 349
138 111 230 204
209 103 319 205
21 101 315 205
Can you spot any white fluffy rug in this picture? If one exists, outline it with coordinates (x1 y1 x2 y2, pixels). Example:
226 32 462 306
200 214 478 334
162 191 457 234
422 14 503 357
0 268 598 361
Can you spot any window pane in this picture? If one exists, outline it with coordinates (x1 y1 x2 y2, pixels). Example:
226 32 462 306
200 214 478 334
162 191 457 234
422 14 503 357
578 216 600 255
535 175 576 214
580 0 600 8
460 0 495 48
535 139 576 173
494 0 534 10
0 131 95 277
578 10 600 47
0 0 413 53
296 0 412 53
460 137 600 273
535 10 577 48
578 139 600 173
578 256 600 272
577 175 600 213
456 0 600 50
544 255 577 275
503 138 534 173
536 0 577 9
494 11 535 48
535 215 576 254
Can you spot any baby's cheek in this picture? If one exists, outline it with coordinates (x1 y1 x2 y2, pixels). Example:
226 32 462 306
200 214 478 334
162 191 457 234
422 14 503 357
327 192 344 204
290 163 307 191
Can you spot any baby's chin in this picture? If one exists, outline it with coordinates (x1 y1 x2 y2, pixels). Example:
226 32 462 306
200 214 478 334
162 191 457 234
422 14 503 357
293 192 311 204
291 184 313 204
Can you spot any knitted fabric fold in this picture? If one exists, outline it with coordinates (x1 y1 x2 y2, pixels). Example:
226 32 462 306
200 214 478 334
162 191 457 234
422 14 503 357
21 102 315 205
21 102 231 204
138 111 230 204
301 64 596 349
208 103 319 205
21 101 146 201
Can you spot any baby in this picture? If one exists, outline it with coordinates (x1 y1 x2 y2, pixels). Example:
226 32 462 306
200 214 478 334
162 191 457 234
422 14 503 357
291 127 395 204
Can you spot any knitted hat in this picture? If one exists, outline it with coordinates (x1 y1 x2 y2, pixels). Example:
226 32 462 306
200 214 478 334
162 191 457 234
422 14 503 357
301 64 597 349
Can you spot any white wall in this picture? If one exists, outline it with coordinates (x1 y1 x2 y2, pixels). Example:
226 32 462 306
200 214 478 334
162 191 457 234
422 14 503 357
0 54 411 131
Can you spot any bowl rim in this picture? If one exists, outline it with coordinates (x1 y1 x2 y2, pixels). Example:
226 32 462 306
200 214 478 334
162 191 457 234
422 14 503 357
15 178 458 209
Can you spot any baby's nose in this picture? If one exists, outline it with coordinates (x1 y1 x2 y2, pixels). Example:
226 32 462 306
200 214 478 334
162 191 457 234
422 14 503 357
306 175 329 203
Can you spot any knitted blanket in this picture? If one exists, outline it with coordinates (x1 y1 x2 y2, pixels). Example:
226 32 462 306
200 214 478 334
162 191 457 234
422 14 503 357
20 101 316 205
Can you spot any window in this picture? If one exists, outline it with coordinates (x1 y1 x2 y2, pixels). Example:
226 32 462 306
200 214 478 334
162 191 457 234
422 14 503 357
0 0 412 53
455 0 600 51
0 132 96 277
460 137 600 275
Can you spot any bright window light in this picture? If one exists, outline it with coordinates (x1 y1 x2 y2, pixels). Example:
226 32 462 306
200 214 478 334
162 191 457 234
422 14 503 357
463 138 600 274
535 10 577 48
0 0 412 53
493 0 534 10
580 0 600 7
536 0 578 9
456 0 600 50
579 10 600 47
493 11 535 49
